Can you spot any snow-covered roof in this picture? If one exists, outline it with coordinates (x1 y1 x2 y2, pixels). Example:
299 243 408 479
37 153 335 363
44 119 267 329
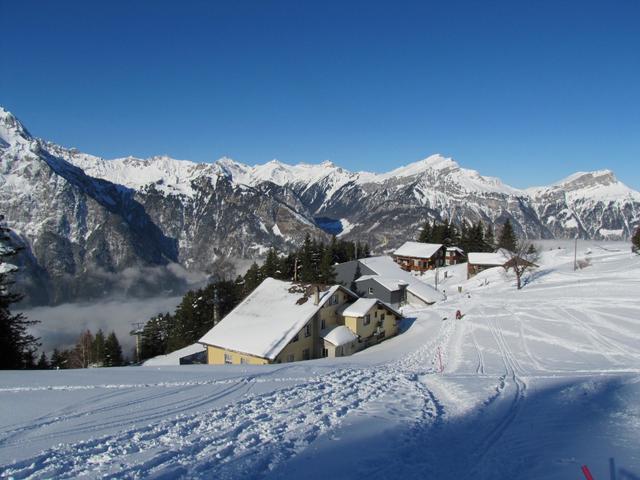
342 298 378 317
199 278 355 360
321 325 358 346
446 247 464 254
355 275 409 291
393 241 443 259
468 251 510 266
358 256 444 304
142 343 206 367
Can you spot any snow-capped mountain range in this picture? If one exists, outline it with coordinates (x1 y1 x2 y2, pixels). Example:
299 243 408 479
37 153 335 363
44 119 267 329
1 106 639 304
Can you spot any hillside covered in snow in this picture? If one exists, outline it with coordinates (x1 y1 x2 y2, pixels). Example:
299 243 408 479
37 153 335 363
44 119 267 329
1 241 639 479
1 105 639 304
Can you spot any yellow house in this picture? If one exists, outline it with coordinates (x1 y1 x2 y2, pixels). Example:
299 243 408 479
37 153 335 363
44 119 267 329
199 278 403 365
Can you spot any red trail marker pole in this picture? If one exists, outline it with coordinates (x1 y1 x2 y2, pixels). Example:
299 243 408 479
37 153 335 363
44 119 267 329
581 465 595 480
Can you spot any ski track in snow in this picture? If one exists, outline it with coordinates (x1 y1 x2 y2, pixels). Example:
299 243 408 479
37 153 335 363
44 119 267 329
1 317 455 479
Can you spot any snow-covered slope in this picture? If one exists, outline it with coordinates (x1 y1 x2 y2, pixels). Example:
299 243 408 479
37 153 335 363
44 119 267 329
1 243 639 479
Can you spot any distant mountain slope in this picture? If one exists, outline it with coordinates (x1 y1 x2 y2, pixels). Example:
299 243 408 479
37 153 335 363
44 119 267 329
1 106 638 304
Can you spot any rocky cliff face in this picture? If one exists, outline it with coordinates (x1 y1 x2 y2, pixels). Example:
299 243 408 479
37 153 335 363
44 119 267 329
1 106 638 305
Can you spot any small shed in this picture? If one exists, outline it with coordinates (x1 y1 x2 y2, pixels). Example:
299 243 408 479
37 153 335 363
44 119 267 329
321 325 359 358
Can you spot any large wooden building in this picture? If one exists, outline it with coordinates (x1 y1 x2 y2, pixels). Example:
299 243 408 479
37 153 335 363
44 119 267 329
199 278 402 365
392 241 447 272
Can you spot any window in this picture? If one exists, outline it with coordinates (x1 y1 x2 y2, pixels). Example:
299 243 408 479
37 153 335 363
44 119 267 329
321 318 326 329
224 353 233 364
291 333 299 343
380 314 385 322
331 294 339 305
368 287 374 295
374 310 378 318
240 357 248 365
364 314 371 326
303 348 310 360
304 323 311 337
287 354 294 362
321 348 328 358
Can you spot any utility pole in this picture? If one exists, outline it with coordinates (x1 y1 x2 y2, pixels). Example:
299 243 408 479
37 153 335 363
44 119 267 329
129 322 144 363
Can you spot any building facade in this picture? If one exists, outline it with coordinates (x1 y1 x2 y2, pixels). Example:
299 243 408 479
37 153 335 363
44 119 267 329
199 278 402 365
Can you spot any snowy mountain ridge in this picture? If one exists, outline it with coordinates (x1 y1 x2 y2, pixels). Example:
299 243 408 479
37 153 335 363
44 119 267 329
1 105 639 304
4 104 632 204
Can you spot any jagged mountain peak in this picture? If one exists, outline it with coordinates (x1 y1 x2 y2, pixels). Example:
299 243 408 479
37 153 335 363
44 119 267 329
529 169 640 203
0 107 33 146
553 169 617 188
382 154 458 178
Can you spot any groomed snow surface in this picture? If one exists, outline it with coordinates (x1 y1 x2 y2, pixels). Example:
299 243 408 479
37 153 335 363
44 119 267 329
1 242 640 479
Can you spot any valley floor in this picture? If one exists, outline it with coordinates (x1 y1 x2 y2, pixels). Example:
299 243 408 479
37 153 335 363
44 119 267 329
1 242 640 479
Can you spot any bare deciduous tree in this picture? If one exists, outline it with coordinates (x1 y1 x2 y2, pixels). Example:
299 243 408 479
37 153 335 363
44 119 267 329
506 241 540 290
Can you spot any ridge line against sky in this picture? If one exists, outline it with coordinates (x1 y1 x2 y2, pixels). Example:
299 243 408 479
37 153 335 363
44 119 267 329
1 0 639 189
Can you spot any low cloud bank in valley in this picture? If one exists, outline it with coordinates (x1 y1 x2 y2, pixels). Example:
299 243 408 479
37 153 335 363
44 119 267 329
21 296 183 357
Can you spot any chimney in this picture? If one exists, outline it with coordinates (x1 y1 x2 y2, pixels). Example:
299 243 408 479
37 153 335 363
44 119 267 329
313 286 320 305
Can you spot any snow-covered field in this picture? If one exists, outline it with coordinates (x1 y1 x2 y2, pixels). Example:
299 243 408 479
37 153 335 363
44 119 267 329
1 242 639 479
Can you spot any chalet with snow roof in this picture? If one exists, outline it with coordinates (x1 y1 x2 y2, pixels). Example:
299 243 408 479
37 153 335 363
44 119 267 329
467 250 536 279
445 247 465 265
467 251 510 278
392 241 446 272
198 278 402 365
334 255 444 307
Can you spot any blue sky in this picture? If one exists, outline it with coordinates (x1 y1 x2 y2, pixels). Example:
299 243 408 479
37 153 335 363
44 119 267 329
1 0 639 188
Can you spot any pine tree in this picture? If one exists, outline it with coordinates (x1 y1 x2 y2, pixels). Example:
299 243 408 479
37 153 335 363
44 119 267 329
0 214 39 369
632 227 640 254
262 247 280 278
243 262 263 294
50 348 67 369
418 221 432 243
468 222 488 253
141 314 168 360
104 332 124 367
299 234 315 282
497 219 518 252
23 349 37 369
36 351 49 369
93 329 106 366
318 244 336 284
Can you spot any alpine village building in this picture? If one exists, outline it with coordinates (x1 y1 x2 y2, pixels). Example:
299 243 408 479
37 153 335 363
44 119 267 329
392 241 466 272
199 278 402 365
